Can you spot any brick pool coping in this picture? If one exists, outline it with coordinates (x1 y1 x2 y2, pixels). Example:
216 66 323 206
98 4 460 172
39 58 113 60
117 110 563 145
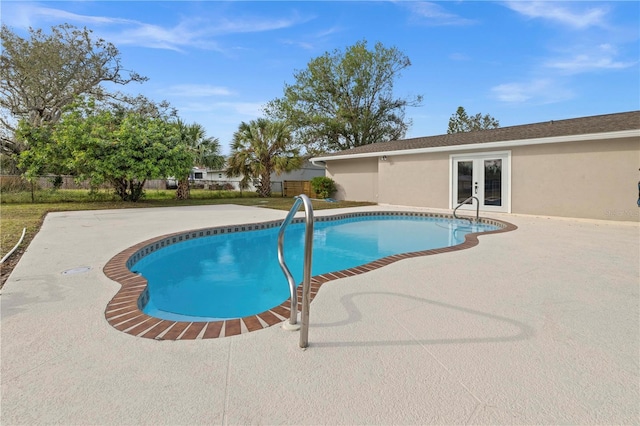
103 211 517 340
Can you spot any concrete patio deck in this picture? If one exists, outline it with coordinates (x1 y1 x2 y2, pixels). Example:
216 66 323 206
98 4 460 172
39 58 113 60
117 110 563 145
1 204 638 425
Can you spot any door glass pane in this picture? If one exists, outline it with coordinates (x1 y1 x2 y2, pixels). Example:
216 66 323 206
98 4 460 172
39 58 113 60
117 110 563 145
484 159 502 206
457 161 473 203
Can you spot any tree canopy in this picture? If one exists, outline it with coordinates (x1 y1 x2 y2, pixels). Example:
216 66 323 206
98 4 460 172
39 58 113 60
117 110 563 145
266 40 422 154
226 118 301 197
0 23 147 159
18 98 191 202
174 120 225 200
447 106 500 134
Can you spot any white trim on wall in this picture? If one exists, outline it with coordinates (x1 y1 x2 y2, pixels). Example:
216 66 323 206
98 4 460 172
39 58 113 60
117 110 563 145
311 129 639 163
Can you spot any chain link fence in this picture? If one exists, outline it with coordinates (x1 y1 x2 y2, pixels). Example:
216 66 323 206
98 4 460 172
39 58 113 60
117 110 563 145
0 175 169 192
1 175 312 198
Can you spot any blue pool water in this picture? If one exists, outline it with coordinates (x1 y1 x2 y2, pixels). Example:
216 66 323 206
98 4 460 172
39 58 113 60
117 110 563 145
132 215 498 321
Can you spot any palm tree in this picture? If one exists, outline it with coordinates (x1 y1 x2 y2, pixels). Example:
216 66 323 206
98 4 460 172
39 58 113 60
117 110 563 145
175 120 225 200
226 118 301 197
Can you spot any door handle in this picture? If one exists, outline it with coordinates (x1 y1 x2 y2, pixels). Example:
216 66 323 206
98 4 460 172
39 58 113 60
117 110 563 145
474 182 478 194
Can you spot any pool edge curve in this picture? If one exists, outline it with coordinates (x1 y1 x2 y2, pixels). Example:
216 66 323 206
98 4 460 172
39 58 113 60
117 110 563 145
102 211 517 341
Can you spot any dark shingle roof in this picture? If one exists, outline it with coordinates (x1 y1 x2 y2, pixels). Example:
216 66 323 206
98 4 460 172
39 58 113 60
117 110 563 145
318 110 640 158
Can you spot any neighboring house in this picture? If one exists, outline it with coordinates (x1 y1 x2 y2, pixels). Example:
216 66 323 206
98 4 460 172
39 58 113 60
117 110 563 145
165 167 210 189
197 161 326 192
189 167 208 181
199 168 254 191
277 161 326 181
310 111 640 222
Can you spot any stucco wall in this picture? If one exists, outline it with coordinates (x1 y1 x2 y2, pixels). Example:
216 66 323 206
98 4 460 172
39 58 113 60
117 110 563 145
324 135 639 222
326 158 378 202
377 152 450 208
511 137 639 222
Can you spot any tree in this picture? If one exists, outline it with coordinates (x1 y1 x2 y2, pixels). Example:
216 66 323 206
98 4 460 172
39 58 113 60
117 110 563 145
266 40 422 154
447 106 500 134
18 97 191 202
226 119 301 197
14 120 58 201
174 120 225 200
0 23 147 163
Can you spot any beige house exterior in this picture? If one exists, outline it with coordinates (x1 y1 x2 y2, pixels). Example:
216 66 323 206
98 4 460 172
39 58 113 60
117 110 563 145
311 111 640 222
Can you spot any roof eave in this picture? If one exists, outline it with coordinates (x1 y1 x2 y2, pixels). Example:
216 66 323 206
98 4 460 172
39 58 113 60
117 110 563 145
309 129 640 163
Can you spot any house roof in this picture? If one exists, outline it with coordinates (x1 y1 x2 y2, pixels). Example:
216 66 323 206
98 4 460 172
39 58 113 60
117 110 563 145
311 110 640 161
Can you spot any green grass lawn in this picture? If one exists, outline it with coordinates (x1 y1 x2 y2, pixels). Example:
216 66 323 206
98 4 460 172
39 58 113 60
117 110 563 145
0 188 374 258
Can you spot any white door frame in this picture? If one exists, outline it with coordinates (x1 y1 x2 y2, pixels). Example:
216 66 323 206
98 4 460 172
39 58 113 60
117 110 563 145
449 151 511 213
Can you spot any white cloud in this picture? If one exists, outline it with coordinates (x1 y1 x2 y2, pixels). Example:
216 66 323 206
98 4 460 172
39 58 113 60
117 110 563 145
281 39 315 50
29 7 137 26
163 84 235 98
545 44 637 74
492 82 531 103
491 79 573 104
216 102 265 117
315 26 342 39
211 15 306 35
3 4 309 52
404 2 476 26
504 1 608 29
178 101 265 117
449 52 471 61
106 21 220 52
279 25 342 51
1 4 131 28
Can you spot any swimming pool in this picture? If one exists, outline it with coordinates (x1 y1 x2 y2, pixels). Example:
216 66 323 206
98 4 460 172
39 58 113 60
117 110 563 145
131 213 498 321
103 211 516 340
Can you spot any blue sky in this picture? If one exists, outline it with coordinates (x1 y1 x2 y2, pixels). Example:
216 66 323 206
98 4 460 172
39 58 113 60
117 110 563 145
3 1 639 154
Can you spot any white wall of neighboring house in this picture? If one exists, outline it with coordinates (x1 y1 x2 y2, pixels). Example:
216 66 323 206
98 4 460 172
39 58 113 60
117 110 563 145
189 167 208 181
203 169 257 191
192 161 326 192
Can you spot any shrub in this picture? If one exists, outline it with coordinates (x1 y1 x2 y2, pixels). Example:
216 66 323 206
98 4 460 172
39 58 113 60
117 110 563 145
310 176 336 199
208 182 235 191
49 175 63 190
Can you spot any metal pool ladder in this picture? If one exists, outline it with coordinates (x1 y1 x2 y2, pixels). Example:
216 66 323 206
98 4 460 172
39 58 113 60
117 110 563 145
453 196 480 223
277 194 314 349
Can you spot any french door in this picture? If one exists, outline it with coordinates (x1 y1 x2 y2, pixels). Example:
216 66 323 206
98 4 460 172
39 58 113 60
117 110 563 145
451 152 510 213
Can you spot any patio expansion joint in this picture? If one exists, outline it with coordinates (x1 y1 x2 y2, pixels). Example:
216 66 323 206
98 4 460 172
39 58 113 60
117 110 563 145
391 312 487 409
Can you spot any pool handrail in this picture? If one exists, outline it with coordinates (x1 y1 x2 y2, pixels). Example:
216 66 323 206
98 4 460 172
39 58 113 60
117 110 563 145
453 196 480 223
277 198 301 327
277 194 314 349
